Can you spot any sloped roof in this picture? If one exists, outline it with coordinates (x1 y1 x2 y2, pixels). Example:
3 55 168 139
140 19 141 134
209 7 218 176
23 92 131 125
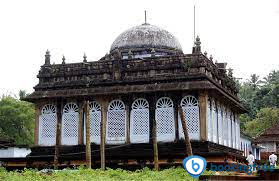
254 122 279 143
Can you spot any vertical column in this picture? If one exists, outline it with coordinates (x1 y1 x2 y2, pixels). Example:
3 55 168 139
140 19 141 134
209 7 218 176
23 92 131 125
223 108 227 146
228 111 232 147
149 95 159 169
198 91 208 141
78 101 85 145
125 97 131 144
85 100 91 169
236 116 239 150
34 104 40 146
212 100 217 143
152 116 159 171
54 100 62 169
218 103 223 145
173 100 179 142
232 113 235 149
99 97 108 170
207 98 212 142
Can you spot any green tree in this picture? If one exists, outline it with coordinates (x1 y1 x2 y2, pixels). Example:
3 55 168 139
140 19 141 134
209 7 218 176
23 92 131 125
244 107 279 138
18 90 29 100
0 97 35 145
248 74 262 91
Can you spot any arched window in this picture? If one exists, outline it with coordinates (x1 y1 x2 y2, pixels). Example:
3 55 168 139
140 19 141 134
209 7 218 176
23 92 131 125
107 100 126 144
155 97 175 142
130 98 149 143
39 104 57 146
61 103 79 145
84 101 101 144
179 95 200 140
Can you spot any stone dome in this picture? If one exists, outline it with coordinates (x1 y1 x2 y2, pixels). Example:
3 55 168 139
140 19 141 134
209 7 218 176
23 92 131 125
110 24 183 53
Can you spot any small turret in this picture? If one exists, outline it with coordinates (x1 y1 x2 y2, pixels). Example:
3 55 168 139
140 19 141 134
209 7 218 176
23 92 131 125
128 50 133 59
151 48 156 57
62 55 66 64
83 53 87 63
44 50 51 65
227 68 233 78
192 36 201 54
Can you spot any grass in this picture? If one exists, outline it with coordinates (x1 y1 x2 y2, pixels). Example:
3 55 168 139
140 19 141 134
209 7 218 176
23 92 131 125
0 167 234 181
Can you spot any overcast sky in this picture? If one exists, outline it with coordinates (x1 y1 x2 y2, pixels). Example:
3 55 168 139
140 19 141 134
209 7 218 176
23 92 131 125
0 0 278 96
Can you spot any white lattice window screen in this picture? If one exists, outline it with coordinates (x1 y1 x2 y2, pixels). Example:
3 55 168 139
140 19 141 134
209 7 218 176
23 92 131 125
238 119 241 150
179 96 200 140
235 117 239 149
228 111 232 147
39 104 57 146
155 97 175 142
217 104 223 145
240 118 242 149
107 100 126 144
83 101 101 144
130 98 149 143
232 115 235 149
212 100 218 143
223 109 227 146
207 99 212 142
61 103 79 145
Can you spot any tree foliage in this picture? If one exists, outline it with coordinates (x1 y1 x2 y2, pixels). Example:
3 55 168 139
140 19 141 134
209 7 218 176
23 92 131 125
0 95 34 146
238 70 279 138
244 108 279 138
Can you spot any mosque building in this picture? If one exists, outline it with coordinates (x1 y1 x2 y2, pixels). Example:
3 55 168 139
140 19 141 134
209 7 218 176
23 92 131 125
25 21 248 168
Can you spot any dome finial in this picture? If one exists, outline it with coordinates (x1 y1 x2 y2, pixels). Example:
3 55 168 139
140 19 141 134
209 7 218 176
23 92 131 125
143 10 149 25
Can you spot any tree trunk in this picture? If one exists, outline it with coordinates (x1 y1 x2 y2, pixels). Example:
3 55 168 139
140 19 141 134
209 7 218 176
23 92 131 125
85 100 91 169
178 106 193 156
153 119 159 171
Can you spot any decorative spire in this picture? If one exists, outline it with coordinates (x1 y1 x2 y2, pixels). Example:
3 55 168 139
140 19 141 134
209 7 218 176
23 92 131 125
204 51 208 57
143 10 149 25
209 55 213 61
44 49 51 65
228 68 233 78
192 36 201 54
83 53 87 62
195 35 201 46
62 55 66 64
128 50 133 59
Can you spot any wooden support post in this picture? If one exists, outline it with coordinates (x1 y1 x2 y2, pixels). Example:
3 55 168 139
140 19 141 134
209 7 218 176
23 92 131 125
152 119 159 171
126 101 131 144
54 101 62 169
85 100 91 169
199 92 208 141
173 103 179 142
178 106 193 156
78 101 84 145
100 98 108 170
34 104 40 146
